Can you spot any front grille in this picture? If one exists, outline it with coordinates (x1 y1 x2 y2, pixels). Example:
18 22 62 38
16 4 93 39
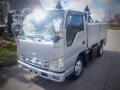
20 56 48 69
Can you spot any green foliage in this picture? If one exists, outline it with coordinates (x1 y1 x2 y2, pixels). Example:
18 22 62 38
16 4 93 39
0 48 17 62
3 36 14 43
2 32 15 42
0 36 17 62
4 43 17 52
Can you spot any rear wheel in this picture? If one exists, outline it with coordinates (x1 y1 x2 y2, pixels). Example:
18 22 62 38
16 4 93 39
72 56 83 80
89 49 93 60
97 43 103 57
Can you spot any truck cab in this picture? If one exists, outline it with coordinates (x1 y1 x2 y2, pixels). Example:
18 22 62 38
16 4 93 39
18 9 107 82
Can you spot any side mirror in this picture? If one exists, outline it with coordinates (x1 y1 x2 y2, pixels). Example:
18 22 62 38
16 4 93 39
53 18 62 33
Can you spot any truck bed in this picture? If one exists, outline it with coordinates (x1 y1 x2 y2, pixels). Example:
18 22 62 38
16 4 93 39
87 23 107 48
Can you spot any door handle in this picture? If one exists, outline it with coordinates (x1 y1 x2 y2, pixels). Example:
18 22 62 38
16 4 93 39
82 40 85 45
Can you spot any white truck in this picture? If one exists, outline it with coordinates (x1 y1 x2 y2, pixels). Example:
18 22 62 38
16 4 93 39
17 9 107 82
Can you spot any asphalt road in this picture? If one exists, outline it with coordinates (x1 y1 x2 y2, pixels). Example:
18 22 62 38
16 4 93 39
0 30 120 90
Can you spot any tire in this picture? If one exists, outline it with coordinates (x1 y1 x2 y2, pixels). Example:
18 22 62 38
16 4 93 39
89 49 93 60
72 56 83 80
97 43 103 57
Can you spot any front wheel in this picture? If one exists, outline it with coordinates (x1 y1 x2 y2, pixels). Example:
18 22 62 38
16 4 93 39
72 56 83 80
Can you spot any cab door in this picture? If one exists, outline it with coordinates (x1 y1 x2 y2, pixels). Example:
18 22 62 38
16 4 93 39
64 12 87 70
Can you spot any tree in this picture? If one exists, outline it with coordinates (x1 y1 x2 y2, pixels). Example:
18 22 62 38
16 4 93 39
0 1 4 25
0 1 10 36
0 1 5 36
104 9 113 23
114 13 120 26
84 5 93 23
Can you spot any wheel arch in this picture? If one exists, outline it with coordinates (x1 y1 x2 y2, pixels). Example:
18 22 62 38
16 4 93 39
77 51 87 67
100 39 106 45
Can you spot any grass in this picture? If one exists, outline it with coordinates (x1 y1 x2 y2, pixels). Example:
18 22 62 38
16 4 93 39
108 25 120 30
4 43 17 52
0 37 17 63
0 48 17 62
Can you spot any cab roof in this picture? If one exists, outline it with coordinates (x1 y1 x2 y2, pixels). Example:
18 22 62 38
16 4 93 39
46 9 86 15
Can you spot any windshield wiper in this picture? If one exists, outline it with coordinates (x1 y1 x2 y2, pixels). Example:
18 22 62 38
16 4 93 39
26 35 45 42
26 36 35 38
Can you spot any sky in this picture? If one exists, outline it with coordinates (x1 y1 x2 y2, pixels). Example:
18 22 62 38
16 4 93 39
39 0 120 21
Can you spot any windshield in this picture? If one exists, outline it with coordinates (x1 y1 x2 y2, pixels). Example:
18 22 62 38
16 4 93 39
19 10 64 39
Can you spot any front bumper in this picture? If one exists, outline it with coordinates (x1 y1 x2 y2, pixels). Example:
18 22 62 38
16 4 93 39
18 60 66 82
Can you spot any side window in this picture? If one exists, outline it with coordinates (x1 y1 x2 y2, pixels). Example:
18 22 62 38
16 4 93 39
66 15 84 47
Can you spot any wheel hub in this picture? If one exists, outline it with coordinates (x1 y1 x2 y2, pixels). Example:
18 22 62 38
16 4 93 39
75 60 82 76
100 46 103 55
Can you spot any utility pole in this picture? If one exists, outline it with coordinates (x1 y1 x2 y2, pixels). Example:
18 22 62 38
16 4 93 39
55 0 63 9
84 5 93 23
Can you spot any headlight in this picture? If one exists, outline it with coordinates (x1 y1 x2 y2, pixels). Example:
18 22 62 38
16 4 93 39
58 58 64 72
49 58 64 72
